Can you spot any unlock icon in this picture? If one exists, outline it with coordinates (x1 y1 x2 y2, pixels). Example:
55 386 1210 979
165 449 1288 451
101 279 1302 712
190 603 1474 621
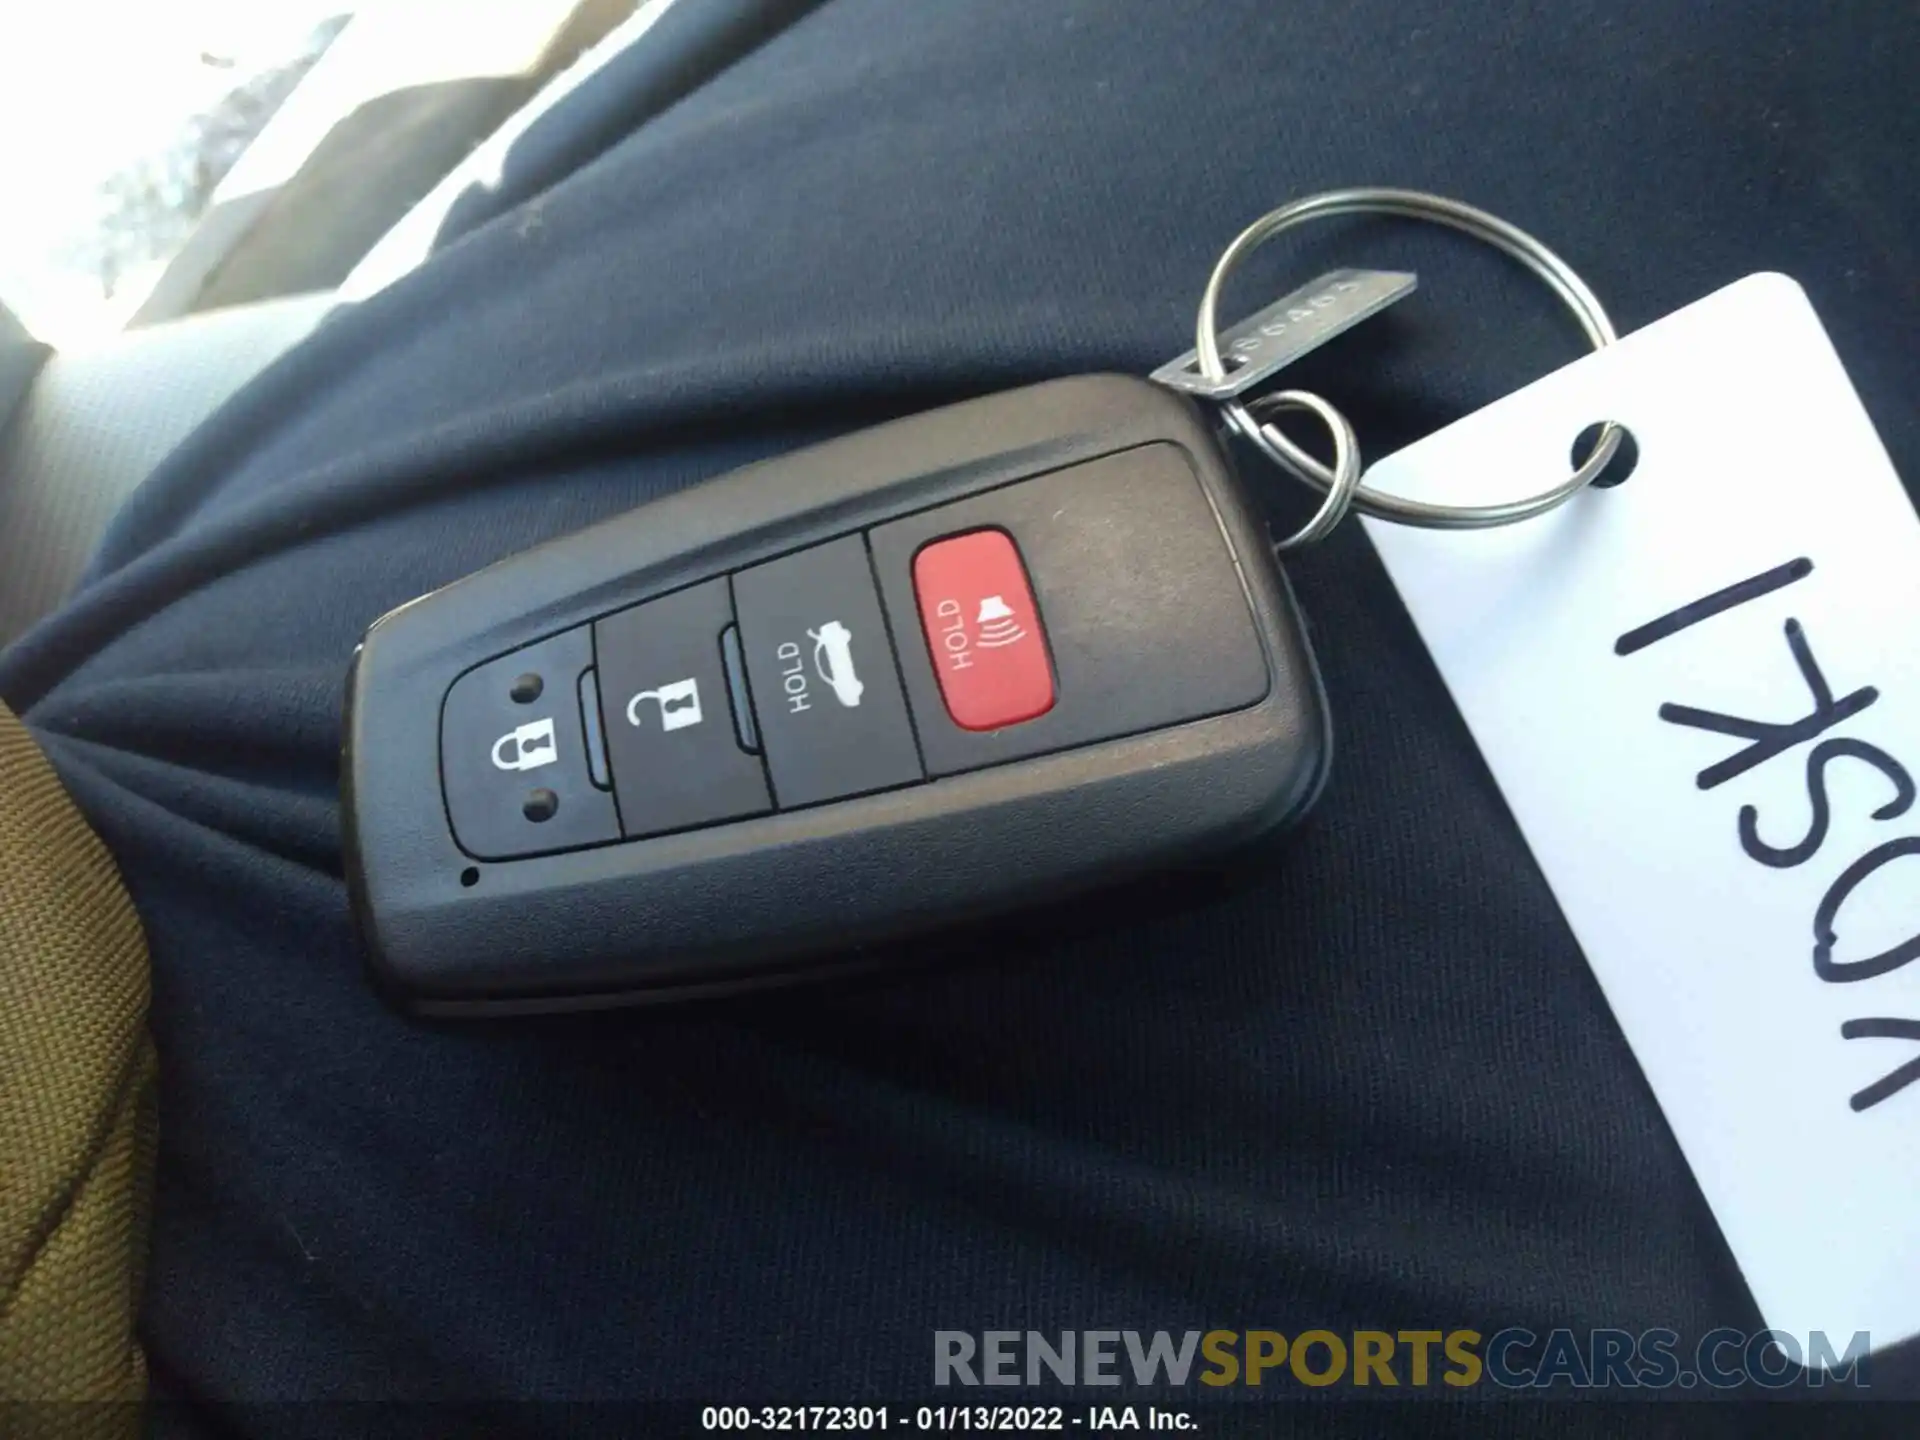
491 717 559 772
625 677 703 731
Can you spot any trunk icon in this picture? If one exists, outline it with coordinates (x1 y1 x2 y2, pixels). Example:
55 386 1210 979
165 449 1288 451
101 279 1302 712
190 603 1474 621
808 621 864 708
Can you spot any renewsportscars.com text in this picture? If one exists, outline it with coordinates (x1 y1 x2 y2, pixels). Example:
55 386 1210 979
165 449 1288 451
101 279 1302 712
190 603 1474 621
934 1328 1871 1390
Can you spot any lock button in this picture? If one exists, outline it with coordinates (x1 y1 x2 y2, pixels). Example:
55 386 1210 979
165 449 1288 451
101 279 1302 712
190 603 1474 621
440 625 621 860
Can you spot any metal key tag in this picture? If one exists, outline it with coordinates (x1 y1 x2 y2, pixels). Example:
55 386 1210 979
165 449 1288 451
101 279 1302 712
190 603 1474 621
1150 268 1417 400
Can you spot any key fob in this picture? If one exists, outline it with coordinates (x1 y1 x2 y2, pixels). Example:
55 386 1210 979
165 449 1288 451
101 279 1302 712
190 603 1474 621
343 375 1329 1013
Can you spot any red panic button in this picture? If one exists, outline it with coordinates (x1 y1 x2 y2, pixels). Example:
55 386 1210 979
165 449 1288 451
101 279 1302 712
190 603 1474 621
912 529 1055 731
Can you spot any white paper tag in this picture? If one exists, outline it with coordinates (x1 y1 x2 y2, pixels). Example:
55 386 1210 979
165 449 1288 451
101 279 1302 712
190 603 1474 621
1360 273 1920 1355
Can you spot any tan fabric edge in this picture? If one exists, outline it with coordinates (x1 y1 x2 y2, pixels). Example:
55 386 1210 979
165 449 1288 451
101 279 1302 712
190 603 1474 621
0 699 155 1437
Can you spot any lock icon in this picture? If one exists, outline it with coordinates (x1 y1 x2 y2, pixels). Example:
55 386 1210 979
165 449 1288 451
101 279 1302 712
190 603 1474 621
490 717 558 772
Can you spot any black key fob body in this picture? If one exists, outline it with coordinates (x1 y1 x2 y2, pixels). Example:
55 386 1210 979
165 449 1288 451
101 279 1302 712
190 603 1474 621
343 375 1328 1013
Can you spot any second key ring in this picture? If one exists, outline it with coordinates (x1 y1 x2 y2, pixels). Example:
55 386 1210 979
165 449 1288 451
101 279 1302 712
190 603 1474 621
1249 390 1362 552
1196 187 1624 532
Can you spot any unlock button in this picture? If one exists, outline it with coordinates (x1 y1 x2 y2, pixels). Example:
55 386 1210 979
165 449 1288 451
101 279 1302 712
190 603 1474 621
594 578 773 839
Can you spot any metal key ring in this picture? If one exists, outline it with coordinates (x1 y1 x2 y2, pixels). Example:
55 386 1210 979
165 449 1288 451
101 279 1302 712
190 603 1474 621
1246 391 1361 551
1195 187 1623 531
